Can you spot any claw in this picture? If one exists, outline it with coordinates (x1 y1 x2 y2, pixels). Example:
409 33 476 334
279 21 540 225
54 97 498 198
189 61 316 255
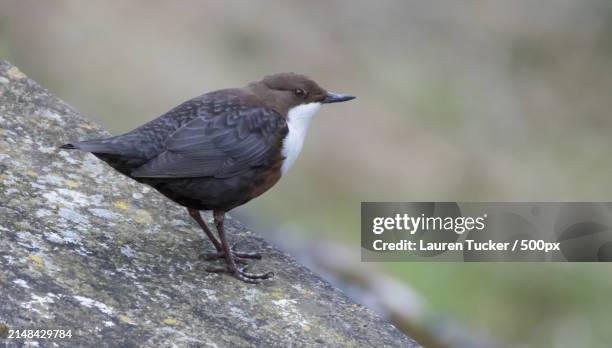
200 251 262 260
201 253 248 265
205 264 274 284
199 242 262 261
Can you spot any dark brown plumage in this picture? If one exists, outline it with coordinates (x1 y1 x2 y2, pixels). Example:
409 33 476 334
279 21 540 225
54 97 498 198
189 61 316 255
61 73 354 283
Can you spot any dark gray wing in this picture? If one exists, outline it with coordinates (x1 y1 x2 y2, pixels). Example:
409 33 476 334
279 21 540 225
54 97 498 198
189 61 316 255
66 91 245 161
130 107 288 179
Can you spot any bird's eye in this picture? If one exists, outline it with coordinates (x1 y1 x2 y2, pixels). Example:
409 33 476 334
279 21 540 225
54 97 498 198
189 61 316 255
294 89 305 97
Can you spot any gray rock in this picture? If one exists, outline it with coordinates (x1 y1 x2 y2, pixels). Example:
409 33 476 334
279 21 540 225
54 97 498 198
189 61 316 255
0 60 420 347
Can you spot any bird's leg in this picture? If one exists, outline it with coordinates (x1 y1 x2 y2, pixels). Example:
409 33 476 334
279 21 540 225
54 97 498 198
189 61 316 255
188 208 222 251
189 208 250 264
189 208 262 261
205 210 274 283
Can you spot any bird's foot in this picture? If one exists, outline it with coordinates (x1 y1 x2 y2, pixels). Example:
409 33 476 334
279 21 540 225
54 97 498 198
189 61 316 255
199 242 262 261
206 264 274 284
200 242 272 283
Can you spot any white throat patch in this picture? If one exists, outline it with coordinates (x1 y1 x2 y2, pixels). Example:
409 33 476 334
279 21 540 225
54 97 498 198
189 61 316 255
281 102 321 174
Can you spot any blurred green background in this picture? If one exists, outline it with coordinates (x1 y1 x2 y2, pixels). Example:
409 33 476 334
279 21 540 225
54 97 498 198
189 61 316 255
1 1 612 347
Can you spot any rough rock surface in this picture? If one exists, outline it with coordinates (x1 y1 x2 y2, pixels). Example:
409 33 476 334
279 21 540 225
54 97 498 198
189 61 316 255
0 61 419 347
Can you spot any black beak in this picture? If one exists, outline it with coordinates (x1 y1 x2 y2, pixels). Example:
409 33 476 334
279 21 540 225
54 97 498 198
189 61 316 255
322 91 355 104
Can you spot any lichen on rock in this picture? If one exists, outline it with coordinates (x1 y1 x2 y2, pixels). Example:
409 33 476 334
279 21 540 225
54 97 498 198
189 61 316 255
0 60 419 347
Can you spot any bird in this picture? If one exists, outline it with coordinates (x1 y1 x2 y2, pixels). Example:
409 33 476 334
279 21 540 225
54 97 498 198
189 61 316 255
60 73 355 283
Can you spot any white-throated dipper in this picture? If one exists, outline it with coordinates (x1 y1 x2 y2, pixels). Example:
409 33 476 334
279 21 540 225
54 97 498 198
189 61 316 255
60 73 354 283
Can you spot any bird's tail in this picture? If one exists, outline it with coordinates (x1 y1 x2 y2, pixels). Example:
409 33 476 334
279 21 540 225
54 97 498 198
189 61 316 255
59 138 119 154
59 143 77 149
